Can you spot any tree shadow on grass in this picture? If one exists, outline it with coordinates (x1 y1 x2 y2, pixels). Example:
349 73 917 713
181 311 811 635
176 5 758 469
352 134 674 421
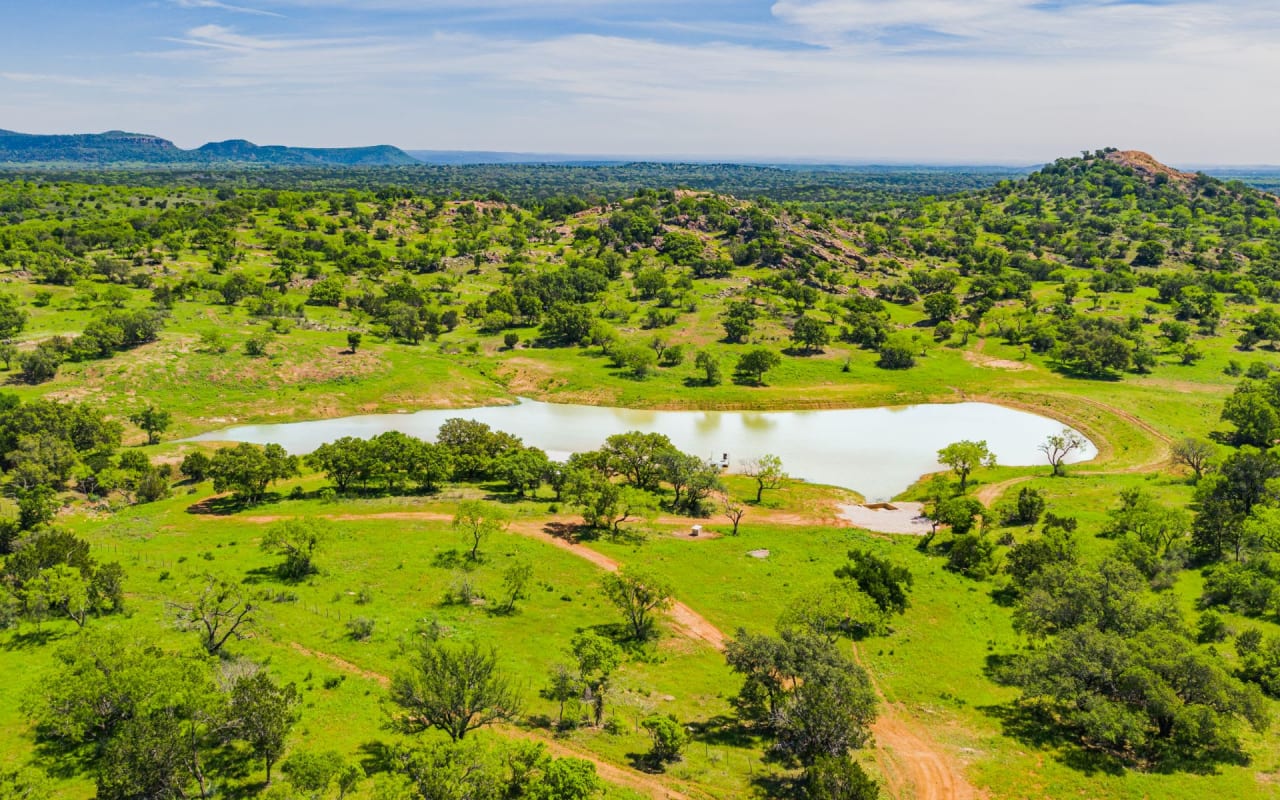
624 751 664 774
185 493 283 516
543 521 595 544
687 714 766 750
1 628 68 651
29 739 95 781
431 548 474 571
357 740 396 775
749 771 800 799
979 701 1128 777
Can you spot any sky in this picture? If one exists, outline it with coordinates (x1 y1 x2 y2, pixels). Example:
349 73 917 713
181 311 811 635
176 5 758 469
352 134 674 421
1 0 1278 164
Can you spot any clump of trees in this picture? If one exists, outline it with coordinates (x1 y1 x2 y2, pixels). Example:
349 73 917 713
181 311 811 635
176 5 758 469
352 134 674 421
0 528 125 630
26 633 300 793
1005 554 1268 768
208 442 299 504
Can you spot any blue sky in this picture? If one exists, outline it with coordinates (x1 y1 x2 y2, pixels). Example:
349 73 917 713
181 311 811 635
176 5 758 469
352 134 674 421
2 0 1278 163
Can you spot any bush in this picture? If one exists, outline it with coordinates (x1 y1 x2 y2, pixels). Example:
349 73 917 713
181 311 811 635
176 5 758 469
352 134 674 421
641 714 688 764
346 617 375 641
244 333 271 357
946 534 999 580
1004 486 1045 526
876 341 915 369
1197 610 1230 643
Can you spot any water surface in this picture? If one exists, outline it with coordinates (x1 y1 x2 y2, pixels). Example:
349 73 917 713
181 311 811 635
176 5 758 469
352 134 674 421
190 399 1094 500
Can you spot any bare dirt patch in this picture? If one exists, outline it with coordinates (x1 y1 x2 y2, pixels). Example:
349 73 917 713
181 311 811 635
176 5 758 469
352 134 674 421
493 358 570 395
962 350 1031 371
838 502 932 535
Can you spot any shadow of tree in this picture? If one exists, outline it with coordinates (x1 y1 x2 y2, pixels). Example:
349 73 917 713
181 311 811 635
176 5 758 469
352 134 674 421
185 492 282 516
979 701 1127 777
1 628 67 651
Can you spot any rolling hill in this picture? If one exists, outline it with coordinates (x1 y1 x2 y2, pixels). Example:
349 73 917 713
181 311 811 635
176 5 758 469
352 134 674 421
0 128 419 166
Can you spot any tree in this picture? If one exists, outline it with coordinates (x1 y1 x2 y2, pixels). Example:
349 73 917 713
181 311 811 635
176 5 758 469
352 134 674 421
1220 379 1280 447
208 442 299 504
1192 447 1280 562
772 651 877 766
742 453 787 503
936 440 996 493
601 568 673 640
347 332 362 352
389 640 522 741
571 632 622 727
500 561 533 614
180 451 212 482
1038 428 1087 477
453 500 509 561
734 348 782 385
791 315 830 353
613 344 658 379
722 495 746 535
1132 239 1166 267
934 495 983 535
0 293 28 341
494 446 549 497
128 406 171 446
922 292 959 323
602 431 676 491
875 340 915 370
1006 485 1046 526
306 437 370 493
171 579 256 655
833 550 912 616
31 564 92 628
0 343 16 371
641 715 688 765
694 350 722 385
661 451 722 514
544 663 580 725
260 519 328 579
1012 606 1268 766
19 348 60 384
946 533 999 580
1171 437 1215 482
1005 523 1079 593
229 671 300 784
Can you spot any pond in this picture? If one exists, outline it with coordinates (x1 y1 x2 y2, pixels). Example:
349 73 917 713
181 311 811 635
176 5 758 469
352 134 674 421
188 399 1095 501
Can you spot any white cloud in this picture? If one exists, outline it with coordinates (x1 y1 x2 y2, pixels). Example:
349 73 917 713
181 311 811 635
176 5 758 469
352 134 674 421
9 2 1280 162
172 0 284 17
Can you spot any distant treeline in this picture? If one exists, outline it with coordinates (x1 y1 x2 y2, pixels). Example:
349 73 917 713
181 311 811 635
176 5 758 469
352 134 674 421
0 162 1031 209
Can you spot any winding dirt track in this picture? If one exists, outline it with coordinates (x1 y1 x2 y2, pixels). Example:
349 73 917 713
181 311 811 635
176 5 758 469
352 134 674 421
285 642 691 800
244 508 971 799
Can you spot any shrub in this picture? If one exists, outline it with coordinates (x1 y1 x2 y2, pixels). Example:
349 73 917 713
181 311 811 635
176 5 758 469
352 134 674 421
641 714 688 764
346 617 375 641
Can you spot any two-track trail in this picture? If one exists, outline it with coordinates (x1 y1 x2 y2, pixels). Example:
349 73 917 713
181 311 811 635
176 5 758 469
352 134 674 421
235 507 981 798
285 642 692 800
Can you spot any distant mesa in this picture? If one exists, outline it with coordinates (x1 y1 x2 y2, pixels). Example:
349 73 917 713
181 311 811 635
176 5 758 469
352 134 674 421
0 128 419 166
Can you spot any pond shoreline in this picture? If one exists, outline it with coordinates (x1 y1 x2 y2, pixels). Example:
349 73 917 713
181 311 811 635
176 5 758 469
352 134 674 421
187 398 1095 502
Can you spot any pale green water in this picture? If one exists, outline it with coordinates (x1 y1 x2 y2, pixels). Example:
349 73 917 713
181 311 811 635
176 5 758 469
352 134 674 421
189 399 1094 500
